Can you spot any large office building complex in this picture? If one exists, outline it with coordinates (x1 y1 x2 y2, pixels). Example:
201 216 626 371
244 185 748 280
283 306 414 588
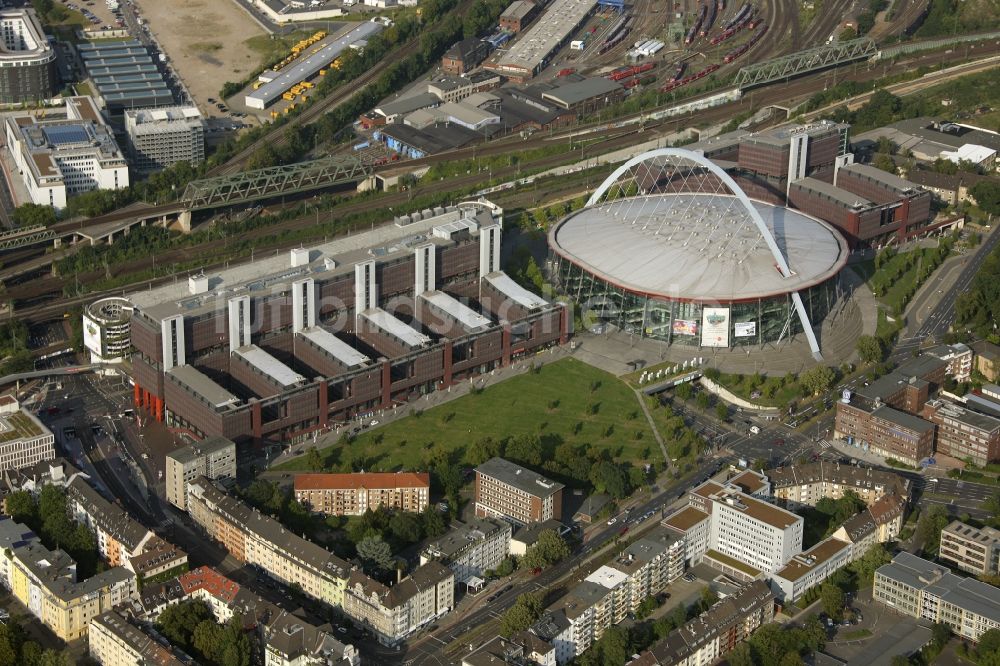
474 457 564 525
0 9 57 104
4 96 128 210
923 399 1000 467
874 552 1000 642
123 106 205 172
164 436 237 510
123 201 566 445
293 472 430 516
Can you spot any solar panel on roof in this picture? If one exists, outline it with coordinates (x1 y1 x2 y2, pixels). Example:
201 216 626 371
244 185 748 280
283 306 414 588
42 125 89 145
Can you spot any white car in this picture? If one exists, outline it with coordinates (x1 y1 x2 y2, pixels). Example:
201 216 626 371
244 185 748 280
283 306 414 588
607 517 617 526
369 419 379 426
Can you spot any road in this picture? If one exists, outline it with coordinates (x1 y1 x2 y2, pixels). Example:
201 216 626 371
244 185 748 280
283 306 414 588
893 224 1000 361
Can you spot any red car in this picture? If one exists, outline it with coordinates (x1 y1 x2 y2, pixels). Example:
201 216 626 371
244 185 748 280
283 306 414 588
532 567 542 575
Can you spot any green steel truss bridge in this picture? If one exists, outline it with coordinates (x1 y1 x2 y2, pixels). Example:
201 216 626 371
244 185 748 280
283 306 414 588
734 38 879 89
180 154 371 210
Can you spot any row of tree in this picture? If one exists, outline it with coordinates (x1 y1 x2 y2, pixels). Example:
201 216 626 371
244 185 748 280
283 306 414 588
956 240 1000 343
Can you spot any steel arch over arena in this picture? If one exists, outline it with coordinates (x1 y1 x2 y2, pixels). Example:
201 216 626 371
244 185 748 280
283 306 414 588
548 149 850 359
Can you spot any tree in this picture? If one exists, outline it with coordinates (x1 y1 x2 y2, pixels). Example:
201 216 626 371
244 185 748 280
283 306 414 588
698 585 719 612
856 335 884 365
930 622 951 649
850 543 892 584
729 643 754 666
589 460 632 499
500 593 543 637
715 401 729 421
156 600 213 650
675 382 693 401
421 505 447 538
388 511 424 545
916 504 950 556
971 180 1000 216
521 530 570 570
695 392 711 411
872 153 897 174
11 203 57 228
890 656 911 666
356 535 395 574
505 434 543 467
304 447 324 471
801 366 836 396
820 583 845 620
4 491 36 525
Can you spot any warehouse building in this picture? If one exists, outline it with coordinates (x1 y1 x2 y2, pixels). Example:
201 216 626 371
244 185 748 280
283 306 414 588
4 96 128 210
123 200 566 444
500 0 540 32
0 8 57 104
78 40 175 114
441 37 491 76
123 105 205 172
487 0 597 81
245 22 382 110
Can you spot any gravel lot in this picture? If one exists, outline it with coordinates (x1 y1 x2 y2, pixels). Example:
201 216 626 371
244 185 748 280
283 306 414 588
130 0 268 116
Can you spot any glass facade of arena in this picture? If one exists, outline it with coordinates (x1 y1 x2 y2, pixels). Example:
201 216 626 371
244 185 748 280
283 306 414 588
551 254 840 347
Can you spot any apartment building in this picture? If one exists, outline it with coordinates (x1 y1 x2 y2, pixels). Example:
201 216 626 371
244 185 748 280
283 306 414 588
830 492 907 559
532 578 623 665
123 105 205 172
4 96 128 210
769 461 910 509
511 519 568 556
661 506 711 567
419 518 512 586
65 475 150 566
7 540 137 641
343 562 454 646
924 343 974 383
294 472 430 516
529 528 684 664
131 566 359 666
874 552 1000 641
637 581 775 666
463 633 556 666
164 436 237 510
186 477 350 608
972 341 1000 382
924 399 1000 467
939 521 1000 576
0 405 55 472
474 457 564 525
835 397 936 467
89 610 187 666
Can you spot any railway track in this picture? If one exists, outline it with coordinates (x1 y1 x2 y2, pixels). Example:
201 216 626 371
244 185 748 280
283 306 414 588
11 40 1000 326
206 0 480 177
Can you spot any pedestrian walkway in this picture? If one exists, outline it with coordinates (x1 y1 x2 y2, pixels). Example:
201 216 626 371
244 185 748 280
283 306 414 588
698 377 778 412
635 387 672 472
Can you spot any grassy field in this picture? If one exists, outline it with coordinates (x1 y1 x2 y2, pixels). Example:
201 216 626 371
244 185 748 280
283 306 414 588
245 31 316 66
276 358 662 472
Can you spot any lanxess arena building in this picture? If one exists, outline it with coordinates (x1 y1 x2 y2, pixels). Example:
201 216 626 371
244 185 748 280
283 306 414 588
548 149 850 358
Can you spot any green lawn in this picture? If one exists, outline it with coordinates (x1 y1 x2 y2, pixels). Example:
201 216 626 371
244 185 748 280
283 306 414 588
275 358 662 472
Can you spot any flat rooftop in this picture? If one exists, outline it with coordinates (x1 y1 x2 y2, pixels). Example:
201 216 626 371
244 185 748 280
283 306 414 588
661 505 709 532
421 291 491 332
475 457 563 498
130 205 489 323
493 0 597 74
0 410 47 443
484 272 548 310
549 193 848 302
361 308 431 349
246 22 382 108
234 345 306 388
792 177 874 210
297 326 370 368
167 365 240 410
775 537 850 582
